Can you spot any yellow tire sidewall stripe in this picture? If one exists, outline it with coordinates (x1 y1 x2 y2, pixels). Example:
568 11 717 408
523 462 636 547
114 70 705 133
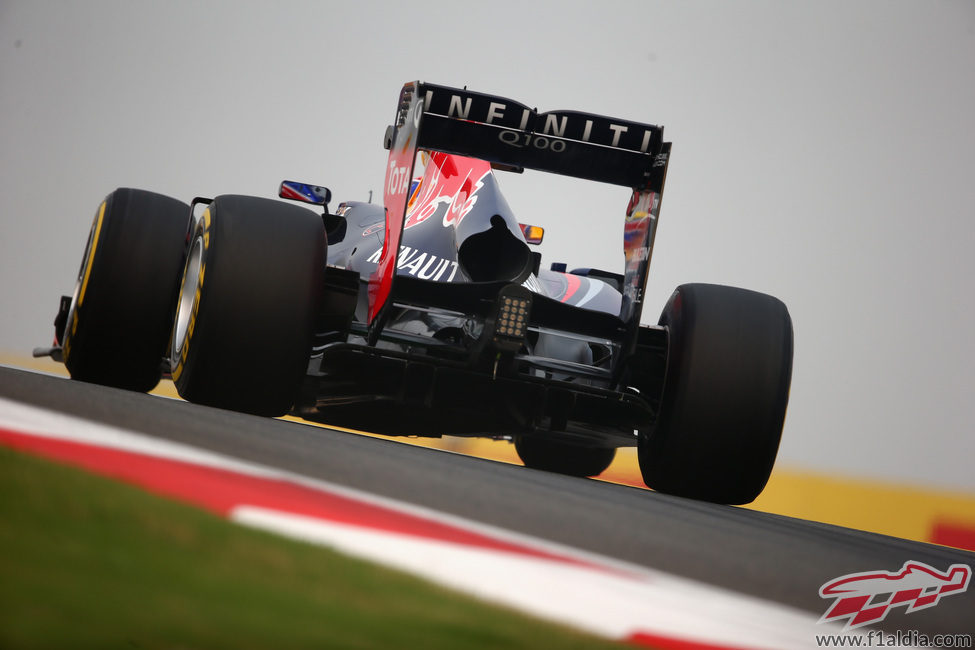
64 200 107 362
78 201 106 307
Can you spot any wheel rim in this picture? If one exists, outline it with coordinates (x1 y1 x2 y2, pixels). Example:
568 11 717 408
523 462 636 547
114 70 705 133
173 236 204 358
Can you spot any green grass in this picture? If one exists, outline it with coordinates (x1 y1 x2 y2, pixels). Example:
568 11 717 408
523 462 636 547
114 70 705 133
0 446 625 649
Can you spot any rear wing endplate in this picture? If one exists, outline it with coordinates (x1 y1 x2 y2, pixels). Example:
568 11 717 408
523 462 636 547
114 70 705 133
372 82 671 368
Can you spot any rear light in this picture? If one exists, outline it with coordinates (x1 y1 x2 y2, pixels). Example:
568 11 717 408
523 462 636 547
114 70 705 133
492 285 533 350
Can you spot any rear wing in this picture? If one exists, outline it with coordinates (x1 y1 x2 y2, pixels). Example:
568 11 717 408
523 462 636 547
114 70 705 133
372 81 671 367
397 83 669 188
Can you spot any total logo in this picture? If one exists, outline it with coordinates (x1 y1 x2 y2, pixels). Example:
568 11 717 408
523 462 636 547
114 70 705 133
818 561 971 630
386 161 412 197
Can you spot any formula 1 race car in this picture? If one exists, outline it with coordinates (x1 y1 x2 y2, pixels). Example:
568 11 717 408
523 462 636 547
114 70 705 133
36 81 793 504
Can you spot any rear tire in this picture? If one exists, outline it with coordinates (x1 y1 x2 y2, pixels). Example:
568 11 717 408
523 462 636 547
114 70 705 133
63 188 190 392
515 436 616 478
638 283 793 504
170 195 324 416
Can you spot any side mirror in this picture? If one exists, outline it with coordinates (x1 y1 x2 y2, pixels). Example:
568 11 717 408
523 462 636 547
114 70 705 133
519 223 544 245
279 181 332 207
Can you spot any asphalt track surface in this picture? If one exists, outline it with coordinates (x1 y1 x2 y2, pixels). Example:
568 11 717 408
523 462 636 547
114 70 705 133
2 365 973 637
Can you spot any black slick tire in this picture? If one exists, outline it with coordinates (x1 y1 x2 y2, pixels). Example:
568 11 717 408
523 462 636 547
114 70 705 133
515 436 616 478
63 188 190 392
170 195 324 416
638 283 793 504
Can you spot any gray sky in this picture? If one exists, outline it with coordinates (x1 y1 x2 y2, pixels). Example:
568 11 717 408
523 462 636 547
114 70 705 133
2 1 974 491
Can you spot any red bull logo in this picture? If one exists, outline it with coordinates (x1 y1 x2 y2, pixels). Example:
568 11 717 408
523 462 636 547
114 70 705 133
819 561 971 630
403 152 489 231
